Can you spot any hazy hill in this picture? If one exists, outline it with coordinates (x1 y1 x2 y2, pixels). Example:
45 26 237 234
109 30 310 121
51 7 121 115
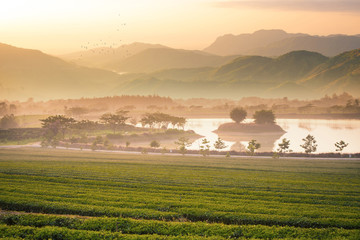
204 30 360 57
61 44 238 73
248 35 360 57
0 43 121 101
112 50 360 98
2 42 359 101
204 29 305 56
110 48 238 73
60 42 168 71
299 49 360 94
142 50 328 83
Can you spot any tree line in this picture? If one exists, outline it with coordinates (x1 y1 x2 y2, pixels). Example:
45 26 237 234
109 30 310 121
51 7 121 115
39 111 186 147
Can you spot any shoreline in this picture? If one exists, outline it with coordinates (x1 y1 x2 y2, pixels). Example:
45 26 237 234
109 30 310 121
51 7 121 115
181 113 360 120
214 122 285 134
1 144 359 159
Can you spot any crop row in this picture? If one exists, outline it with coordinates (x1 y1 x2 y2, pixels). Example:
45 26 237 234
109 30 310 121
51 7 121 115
0 173 359 227
0 192 358 229
0 149 359 235
0 224 223 240
2 176 358 217
1 214 359 239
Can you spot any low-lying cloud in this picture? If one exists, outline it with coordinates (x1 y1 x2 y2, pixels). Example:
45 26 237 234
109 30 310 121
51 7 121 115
213 0 360 13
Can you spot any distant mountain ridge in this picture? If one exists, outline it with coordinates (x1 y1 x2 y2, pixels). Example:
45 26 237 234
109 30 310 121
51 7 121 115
204 29 360 57
0 43 121 101
111 49 360 99
60 42 169 70
110 48 238 73
1 42 359 100
61 43 239 73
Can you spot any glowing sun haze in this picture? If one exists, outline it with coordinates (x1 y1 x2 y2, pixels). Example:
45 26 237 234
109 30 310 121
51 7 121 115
1 0 360 54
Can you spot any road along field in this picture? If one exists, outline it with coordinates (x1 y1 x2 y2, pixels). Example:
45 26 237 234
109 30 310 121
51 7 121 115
0 148 359 239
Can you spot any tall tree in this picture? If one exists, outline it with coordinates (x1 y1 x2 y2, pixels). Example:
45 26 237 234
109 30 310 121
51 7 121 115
40 115 76 147
300 134 317 154
230 107 247 124
277 138 291 155
41 115 76 139
335 140 348 153
100 113 129 134
199 138 211 157
214 137 227 151
247 139 261 156
253 110 275 124
175 137 191 155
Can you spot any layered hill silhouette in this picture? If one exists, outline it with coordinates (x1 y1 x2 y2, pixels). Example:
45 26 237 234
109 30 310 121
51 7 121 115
112 49 360 99
300 49 360 94
61 42 169 71
62 44 238 73
204 29 360 57
0 43 121 100
1 42 359 100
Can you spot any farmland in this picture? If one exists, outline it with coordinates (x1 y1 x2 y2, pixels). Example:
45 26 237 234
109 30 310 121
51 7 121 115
0 148 359 239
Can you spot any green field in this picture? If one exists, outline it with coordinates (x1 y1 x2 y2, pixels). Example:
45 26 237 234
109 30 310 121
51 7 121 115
0 148 359 239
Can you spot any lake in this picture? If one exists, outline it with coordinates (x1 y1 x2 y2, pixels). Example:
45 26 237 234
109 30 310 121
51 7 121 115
184 118 360 153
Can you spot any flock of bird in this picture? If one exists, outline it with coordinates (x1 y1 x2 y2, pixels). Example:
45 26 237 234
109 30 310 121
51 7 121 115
77 14 131 59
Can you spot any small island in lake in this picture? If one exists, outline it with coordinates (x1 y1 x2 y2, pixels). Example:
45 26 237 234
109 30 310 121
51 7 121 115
215 108 285 151
215 108 285 134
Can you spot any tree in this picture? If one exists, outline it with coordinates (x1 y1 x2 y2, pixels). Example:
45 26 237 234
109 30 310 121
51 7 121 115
230 107 247 124
150 140 160 148
253 110 275 124
0 114 19 129
141 112 186 129
214 137 227 151
277 138 291 155
126 141 131 147
247 139 261 156
140 113 156 128
199 138 210 157
41 115 76 139
300 134 317 154
100 113 129 134
40 115 75 148
175 137 191 155
335 140 348 152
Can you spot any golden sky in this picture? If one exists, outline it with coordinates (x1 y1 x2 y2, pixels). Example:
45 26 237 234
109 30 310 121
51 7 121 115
1 0 360 54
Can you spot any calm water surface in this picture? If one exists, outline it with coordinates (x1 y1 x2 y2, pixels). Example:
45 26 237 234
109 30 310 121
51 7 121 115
184 118 360 153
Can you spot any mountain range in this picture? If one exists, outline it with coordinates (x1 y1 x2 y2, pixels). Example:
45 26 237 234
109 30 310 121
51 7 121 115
0 43 121 100
204 29 360 57
110 49 360 99
1 29 359 101
61 43 238 73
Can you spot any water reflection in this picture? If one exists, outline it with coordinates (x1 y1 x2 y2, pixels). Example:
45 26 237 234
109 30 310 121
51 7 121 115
298 121 313 131
217 132 285 152
185 118 360 153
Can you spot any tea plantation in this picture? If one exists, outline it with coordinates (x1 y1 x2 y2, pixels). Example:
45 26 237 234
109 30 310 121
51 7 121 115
0 148 359 239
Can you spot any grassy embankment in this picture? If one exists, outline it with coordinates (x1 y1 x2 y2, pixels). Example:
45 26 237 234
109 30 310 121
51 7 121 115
0 148 359 239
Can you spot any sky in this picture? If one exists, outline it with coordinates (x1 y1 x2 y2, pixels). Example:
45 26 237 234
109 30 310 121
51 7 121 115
1 0 360 54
